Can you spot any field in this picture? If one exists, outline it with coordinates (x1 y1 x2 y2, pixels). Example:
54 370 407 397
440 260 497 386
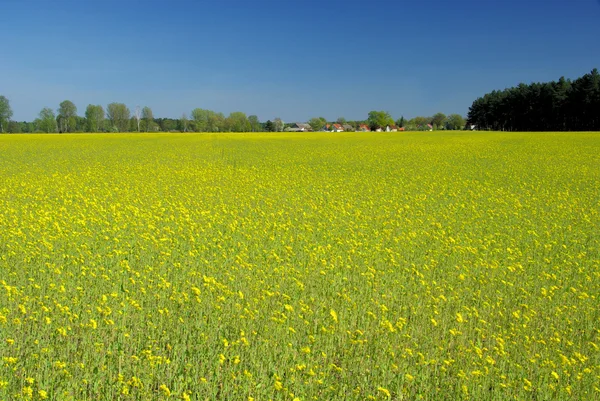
0 131 599 400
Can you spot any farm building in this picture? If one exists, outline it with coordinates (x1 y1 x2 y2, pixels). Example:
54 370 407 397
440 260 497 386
288 123 313 132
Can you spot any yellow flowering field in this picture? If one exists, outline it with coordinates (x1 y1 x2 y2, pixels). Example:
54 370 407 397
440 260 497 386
0 131 599 400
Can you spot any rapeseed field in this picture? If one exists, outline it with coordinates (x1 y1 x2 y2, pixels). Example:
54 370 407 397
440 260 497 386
0 131 598 400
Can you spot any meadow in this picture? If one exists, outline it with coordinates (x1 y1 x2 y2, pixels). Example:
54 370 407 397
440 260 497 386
0 131 598 400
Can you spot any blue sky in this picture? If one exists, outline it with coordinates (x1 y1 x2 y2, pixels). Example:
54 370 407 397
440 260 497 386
2 0 600 122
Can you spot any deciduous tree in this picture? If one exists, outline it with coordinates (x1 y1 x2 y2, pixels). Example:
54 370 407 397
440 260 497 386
430 112 446 129
226 111 250 132
273 118 284 132
37 107 57 133
445 114 465 130
134 106 142 132
85 104 104 132
367 111 393 131
106 103 130 132
0 95 13 133
409 116 429 130
180 113 189 132
308 117 327 131
58 100 77 132
248 115 260 132
142 106 153 132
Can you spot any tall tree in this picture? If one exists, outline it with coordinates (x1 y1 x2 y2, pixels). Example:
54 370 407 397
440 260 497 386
226 111 250 132
467 69 600 131
367 111 394 131
36 107 57 133
336 117 347 125
142 106 153 132
248 115 260 132
191 108 211 132
106 103 130 132
264 120 274 132
308 117 327 131
58 100 77 133
180 113 189 132
396 116 405 128
85 104 104 132
430 112 446 129
273 118 284 132
0 96 13 133
444 114 465 130
134 106 142 132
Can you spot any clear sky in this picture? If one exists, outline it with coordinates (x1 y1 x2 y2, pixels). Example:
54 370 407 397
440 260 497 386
2 0 600 122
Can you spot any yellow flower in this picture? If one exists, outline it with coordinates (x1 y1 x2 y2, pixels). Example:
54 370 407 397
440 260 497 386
377 387 391 399
330 309 338 323
159 384 171 397
22 386 33 398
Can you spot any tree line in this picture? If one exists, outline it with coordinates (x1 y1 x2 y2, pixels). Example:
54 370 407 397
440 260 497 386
467 69 600 131
0 97 466 134
3 69 599 134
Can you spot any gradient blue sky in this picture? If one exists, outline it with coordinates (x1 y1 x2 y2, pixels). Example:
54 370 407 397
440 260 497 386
2 0 600 122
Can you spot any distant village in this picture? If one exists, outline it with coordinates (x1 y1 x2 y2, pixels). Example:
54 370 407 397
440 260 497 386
287 123 408 133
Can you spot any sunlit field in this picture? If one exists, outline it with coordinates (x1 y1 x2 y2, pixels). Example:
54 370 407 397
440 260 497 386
1 131 599 400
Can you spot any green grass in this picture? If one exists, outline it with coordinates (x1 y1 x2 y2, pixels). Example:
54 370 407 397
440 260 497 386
0 131 599 400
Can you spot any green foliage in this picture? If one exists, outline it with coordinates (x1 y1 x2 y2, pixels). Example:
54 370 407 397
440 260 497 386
58 100 77 133
308 117 327 131
191 108 226 132
106 103 130 132
445 114 466 130
154 118 179 132
0 95 13 133
226 111 251 132
6 121 21 133
467 69 600 131
408 116 430 130
431 112 446 129
180 113 189 132
36 107 57 133
248 115 260 132
273 117 284 132
85 105 105 132
142 106 154 132
367 110 394 131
